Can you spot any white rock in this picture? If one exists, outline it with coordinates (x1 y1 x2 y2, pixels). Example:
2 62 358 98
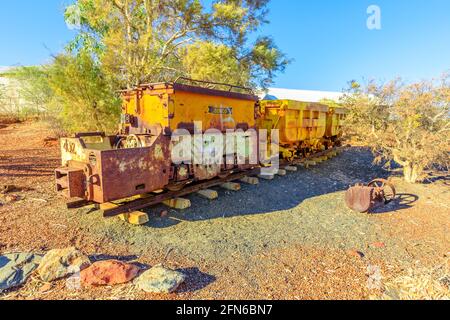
37 247 91 282
135 265 186 294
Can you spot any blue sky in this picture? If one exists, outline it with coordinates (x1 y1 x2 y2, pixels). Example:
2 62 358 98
0 0 449 91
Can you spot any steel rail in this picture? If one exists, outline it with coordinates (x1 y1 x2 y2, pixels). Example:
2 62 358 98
94 146 345 218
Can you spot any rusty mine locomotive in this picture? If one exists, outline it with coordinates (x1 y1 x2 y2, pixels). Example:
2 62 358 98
55 78 347 217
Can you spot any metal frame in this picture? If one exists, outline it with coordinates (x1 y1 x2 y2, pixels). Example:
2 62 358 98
118 78 259 101
93 147 344 217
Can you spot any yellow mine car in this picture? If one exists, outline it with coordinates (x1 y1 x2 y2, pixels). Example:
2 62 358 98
55 78 347 208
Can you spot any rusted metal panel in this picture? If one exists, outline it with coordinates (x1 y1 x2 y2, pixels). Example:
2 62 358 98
57 134 172 204
173 83 258 101
345 186 374 213
193 164 221 180
130 78 258 101
94 135 172 203
55 168 86 199
345 179 396 213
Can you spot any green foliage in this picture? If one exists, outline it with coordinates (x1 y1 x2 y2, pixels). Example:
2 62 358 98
0 83 10 115
47 53 121 134
8 1 288 134
0 83 5 103
319 98 341 109
65 0 289 89
7 56 120 134
182 41 248 86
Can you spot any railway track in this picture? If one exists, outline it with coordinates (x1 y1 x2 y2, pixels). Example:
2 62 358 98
67 147 344 220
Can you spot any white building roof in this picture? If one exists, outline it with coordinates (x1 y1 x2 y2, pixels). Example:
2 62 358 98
261 87 344 102
0 67 12 86
0 66 12 74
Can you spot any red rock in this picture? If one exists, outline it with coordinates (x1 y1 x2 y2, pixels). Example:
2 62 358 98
347 250 365 258
160 210 169 218
80 260 140 287
39 283 53 293
370 242 386 248
5 194 22 203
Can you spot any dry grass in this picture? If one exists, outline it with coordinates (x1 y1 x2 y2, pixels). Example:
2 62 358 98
378 258 449 300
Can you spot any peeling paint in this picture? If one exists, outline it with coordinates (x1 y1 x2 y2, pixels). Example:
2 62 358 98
153 144 164 160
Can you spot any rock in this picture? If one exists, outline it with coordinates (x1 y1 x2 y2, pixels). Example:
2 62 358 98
4 194 23 203
38 283 53 293
347 250 365 258
135 265 186 294
370 242 386 249
439 275 450 289
1 185 16 194
37 247 91 282
160 210 169 218
43 137 58 148
80 260 140 287
0 253 42 292
118 212 149 225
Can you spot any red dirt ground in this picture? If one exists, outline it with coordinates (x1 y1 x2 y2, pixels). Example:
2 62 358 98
0 120 448 300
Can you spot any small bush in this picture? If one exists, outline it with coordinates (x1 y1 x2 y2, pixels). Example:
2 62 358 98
341 76 450 183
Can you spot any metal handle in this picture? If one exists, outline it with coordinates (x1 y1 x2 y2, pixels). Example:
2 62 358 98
174 77 255 95
75 132 106 139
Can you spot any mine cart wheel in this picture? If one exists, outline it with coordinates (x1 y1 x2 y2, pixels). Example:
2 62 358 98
114 137 127 149
115 135 142 149
368 179 396 204
218 171 232 179
166 182 188 192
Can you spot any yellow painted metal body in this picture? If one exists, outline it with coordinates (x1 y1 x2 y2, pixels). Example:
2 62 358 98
122 83 258 134
258 100 329 158
326 107 347 138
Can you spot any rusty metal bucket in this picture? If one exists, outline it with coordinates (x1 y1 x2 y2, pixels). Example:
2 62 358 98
345 179 396 213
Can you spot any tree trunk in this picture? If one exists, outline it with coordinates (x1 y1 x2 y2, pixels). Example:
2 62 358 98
403 163 422 183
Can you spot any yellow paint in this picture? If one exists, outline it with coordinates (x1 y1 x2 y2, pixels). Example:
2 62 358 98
163 198 191 210
99 202 120 211
258 100 329 156
240 177 259 185
118 212 149 225
123 84 257 133
220 182 241 191
326 107 347 137
197 189 219 200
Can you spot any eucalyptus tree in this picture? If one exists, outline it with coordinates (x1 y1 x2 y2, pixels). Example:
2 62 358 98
65 0 289 89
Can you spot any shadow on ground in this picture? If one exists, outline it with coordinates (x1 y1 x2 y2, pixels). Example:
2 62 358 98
423 173 450 186
140 147 414 229
176 267 217 293
370 193 419 214
0 154 59 178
